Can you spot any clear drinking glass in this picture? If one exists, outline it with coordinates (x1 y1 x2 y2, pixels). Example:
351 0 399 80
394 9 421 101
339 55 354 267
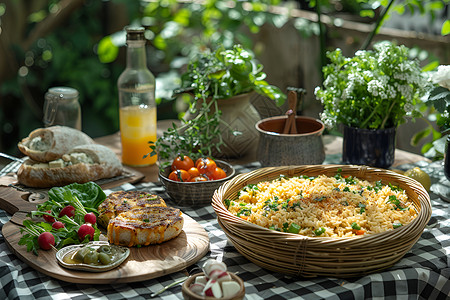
43 87 82 130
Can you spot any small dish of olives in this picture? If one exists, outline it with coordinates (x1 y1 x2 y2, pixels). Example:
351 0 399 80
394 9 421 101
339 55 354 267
56 241 130 272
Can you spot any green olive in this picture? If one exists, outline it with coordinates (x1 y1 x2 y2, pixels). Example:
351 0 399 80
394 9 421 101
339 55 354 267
83 250 99 264
98 252 113 265
97 245 112 254
73 247 90 262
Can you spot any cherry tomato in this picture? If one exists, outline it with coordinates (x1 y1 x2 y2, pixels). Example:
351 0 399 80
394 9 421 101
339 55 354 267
190 176 208 182
187 167 200 178
195 157 217 175
168 169 191 182
211 167 227 180
171 155 194 171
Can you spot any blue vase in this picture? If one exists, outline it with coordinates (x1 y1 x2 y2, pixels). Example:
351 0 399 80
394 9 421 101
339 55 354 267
342 126 396 169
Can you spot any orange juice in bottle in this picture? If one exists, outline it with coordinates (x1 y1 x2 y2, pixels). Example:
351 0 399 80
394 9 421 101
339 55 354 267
119 104 157 166
117 27 157 166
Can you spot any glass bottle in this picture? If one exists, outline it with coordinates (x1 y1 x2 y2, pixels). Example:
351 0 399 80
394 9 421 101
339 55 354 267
118 27 157 167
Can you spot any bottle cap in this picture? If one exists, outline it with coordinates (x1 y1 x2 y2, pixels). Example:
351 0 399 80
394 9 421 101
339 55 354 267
125 26 145 41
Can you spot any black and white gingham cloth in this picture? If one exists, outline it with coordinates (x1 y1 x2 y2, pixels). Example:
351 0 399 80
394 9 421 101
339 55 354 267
1 159 449 300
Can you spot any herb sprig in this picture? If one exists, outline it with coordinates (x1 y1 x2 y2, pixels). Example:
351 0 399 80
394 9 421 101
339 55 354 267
148 45 286 167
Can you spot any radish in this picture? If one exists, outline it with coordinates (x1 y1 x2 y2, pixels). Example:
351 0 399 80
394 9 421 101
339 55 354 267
43 211 55 223
59 205 75 218
202 259 227 278
52 221 65 230
203 280 222 298
221 280 241 298
208 269 231 282
78 223 95 241
37 232 55 250
194 275 208 285
84 212 97 224
189 283 205 296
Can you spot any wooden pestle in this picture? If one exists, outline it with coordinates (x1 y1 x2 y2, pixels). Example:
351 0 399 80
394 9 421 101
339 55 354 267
282 91 298 134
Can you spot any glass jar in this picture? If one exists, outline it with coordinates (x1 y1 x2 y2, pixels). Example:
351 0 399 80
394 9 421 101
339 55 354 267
43 87 82 130
118 27 157 167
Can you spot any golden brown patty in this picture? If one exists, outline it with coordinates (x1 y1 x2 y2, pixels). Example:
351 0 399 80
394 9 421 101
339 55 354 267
107 206 184 247
97 191 166 228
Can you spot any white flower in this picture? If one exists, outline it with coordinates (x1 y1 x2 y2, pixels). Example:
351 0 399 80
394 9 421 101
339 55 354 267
431 65 450 90
404 103 414 112
397 84 413 100
323 74 336 89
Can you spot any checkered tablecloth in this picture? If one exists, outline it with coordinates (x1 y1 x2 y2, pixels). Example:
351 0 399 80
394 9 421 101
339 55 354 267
1 158 449 300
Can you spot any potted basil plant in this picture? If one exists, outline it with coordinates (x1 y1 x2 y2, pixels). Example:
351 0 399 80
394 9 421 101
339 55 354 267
314 41 429 168
151 45 286 163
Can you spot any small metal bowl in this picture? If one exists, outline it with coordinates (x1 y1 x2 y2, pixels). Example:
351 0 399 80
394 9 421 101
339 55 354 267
181 272 245 300
159 160 235 207
56 241 130 272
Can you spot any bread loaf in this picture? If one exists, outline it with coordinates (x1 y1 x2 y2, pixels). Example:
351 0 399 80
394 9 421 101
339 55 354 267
17 144 123 188
18 126 94 162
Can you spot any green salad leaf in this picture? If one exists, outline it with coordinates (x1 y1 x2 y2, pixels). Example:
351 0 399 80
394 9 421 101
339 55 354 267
48 182 106 211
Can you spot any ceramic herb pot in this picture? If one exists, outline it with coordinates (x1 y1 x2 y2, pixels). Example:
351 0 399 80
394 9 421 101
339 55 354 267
255 116 325 167
184 93 260 159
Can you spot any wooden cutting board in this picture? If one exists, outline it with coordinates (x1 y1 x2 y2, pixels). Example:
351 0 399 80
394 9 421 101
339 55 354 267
0 166 144 215
0 169 210 284
3 214 210 284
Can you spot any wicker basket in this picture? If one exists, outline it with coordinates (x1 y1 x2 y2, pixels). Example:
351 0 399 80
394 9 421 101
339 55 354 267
211 165 432 278
160 160 235 207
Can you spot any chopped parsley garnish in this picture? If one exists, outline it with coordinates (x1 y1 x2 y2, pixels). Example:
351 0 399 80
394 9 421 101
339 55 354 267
287 223 301 234
237 207 251 217
333 187 341 192
281 199 302 211
314 196 326 202
224 199 231 208
393 223 403 229
263 199 279 212
143 219 149 223
239 184 259 196
344 176 357 185
300 175 316 181
358 203 366 214
313 227 325 236
351 222 361 230
387 195 407 211
388 183 402 192
341 200 349 206
282 222 289 231
343 186 351 192
374 180 383 192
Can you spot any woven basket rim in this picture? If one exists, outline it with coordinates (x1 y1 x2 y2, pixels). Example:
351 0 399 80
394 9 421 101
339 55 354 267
212 164 432 244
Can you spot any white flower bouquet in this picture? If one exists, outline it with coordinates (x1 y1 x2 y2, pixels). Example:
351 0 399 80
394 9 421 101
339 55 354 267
417 64 450 159
315 41 430 130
